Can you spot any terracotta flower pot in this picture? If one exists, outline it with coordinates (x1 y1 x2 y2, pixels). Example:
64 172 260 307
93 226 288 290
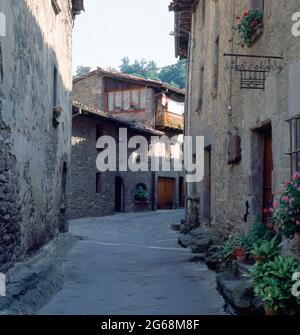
254 255 268 262
234 247 246 262
264 307 279 316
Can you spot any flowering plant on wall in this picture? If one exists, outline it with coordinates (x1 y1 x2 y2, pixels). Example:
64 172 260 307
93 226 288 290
233 9 263 48
134 185 149 203
272 172 300 239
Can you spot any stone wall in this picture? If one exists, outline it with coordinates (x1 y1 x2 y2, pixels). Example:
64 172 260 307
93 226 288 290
185 0 300 239
69 114 153 219
0 0 73 271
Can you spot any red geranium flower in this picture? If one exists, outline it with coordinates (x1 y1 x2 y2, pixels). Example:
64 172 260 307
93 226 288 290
250 20 257 27
236 16 241 20
244 11 249 17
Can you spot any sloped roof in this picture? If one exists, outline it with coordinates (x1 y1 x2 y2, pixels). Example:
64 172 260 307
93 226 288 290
72 0 85 12
169 0 197 58
72 101 164 136
74 67 185 98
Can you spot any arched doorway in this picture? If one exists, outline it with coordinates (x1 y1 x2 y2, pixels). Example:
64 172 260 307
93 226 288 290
115 176 124 212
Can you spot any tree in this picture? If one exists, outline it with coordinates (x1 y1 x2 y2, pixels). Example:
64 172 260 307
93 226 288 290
119 57 186 89
159 59 186 89
75 65 91 77
120 57 160 81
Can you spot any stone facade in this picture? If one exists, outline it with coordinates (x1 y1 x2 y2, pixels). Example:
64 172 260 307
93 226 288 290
171 0 300 239
0 0 83 272
69 106 155 219
71 71 185 218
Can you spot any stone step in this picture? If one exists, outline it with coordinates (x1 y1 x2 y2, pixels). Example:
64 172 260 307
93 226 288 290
232 260 254 279
216 271 255 311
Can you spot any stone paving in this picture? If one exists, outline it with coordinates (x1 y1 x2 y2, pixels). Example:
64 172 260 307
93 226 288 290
39 210 225 315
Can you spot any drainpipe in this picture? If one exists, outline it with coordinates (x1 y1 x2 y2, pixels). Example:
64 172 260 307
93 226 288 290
184 31 193 220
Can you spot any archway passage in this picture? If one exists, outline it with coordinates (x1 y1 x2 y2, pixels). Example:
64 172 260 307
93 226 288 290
115 176 124 212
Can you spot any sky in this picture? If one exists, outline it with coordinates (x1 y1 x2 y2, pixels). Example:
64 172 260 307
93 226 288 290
72 0 177 74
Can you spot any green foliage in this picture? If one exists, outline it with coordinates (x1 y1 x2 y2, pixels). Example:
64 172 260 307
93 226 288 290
218 237 242 265
249 256 300 314
75 65 91 77
159 60 186 89
245 218 276 249
134 185 149 203
272 172 300 239
119 57 186 89
120 57 160 81
218 219 276 265
252 236 280 262
234 10 263 47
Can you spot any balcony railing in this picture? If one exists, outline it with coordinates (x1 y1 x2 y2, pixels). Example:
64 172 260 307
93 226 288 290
156 109 184 131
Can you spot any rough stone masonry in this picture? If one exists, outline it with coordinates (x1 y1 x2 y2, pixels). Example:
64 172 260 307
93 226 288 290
0 0 82 272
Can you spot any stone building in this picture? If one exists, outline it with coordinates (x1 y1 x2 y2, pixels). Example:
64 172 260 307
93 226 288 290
70 101 163 219
170 0 300 239
0 0 84 272
71 69 185 218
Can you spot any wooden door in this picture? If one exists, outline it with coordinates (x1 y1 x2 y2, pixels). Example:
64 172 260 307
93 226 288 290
203 147 212 221
262 129 273 213
157 177 175 210
179 177 185 208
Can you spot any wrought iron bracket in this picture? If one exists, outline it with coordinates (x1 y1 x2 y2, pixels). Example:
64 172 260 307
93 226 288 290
224 53 284 91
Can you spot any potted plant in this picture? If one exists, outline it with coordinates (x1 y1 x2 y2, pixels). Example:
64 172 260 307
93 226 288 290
234 9 264 48
272 172 300 240
218 237 238 266
134 186 149 203
234 237 248 262
251 236 280 263
249 255 300 315
218 236 243 265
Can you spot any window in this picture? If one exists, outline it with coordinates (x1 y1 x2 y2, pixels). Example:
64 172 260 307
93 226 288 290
107 89 146 113
115 91 122 110
53 65 58 108
96 173 102 193
132 90 139 110
213 36 219 93
250 0 264 11
286 115 300 176
198 66 204 111
124 91 130 111
201 0 206 26
264 0 271 18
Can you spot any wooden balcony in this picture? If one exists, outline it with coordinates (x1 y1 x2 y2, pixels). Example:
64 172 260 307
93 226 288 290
156 109 184 131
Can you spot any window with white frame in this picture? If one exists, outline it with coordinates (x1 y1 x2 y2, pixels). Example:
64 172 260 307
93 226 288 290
107 89 146 113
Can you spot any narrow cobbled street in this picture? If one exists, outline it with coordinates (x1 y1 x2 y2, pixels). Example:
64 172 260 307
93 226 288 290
39 210 225 315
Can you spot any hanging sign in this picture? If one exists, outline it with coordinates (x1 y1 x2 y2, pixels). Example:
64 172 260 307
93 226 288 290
224 53 284 91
